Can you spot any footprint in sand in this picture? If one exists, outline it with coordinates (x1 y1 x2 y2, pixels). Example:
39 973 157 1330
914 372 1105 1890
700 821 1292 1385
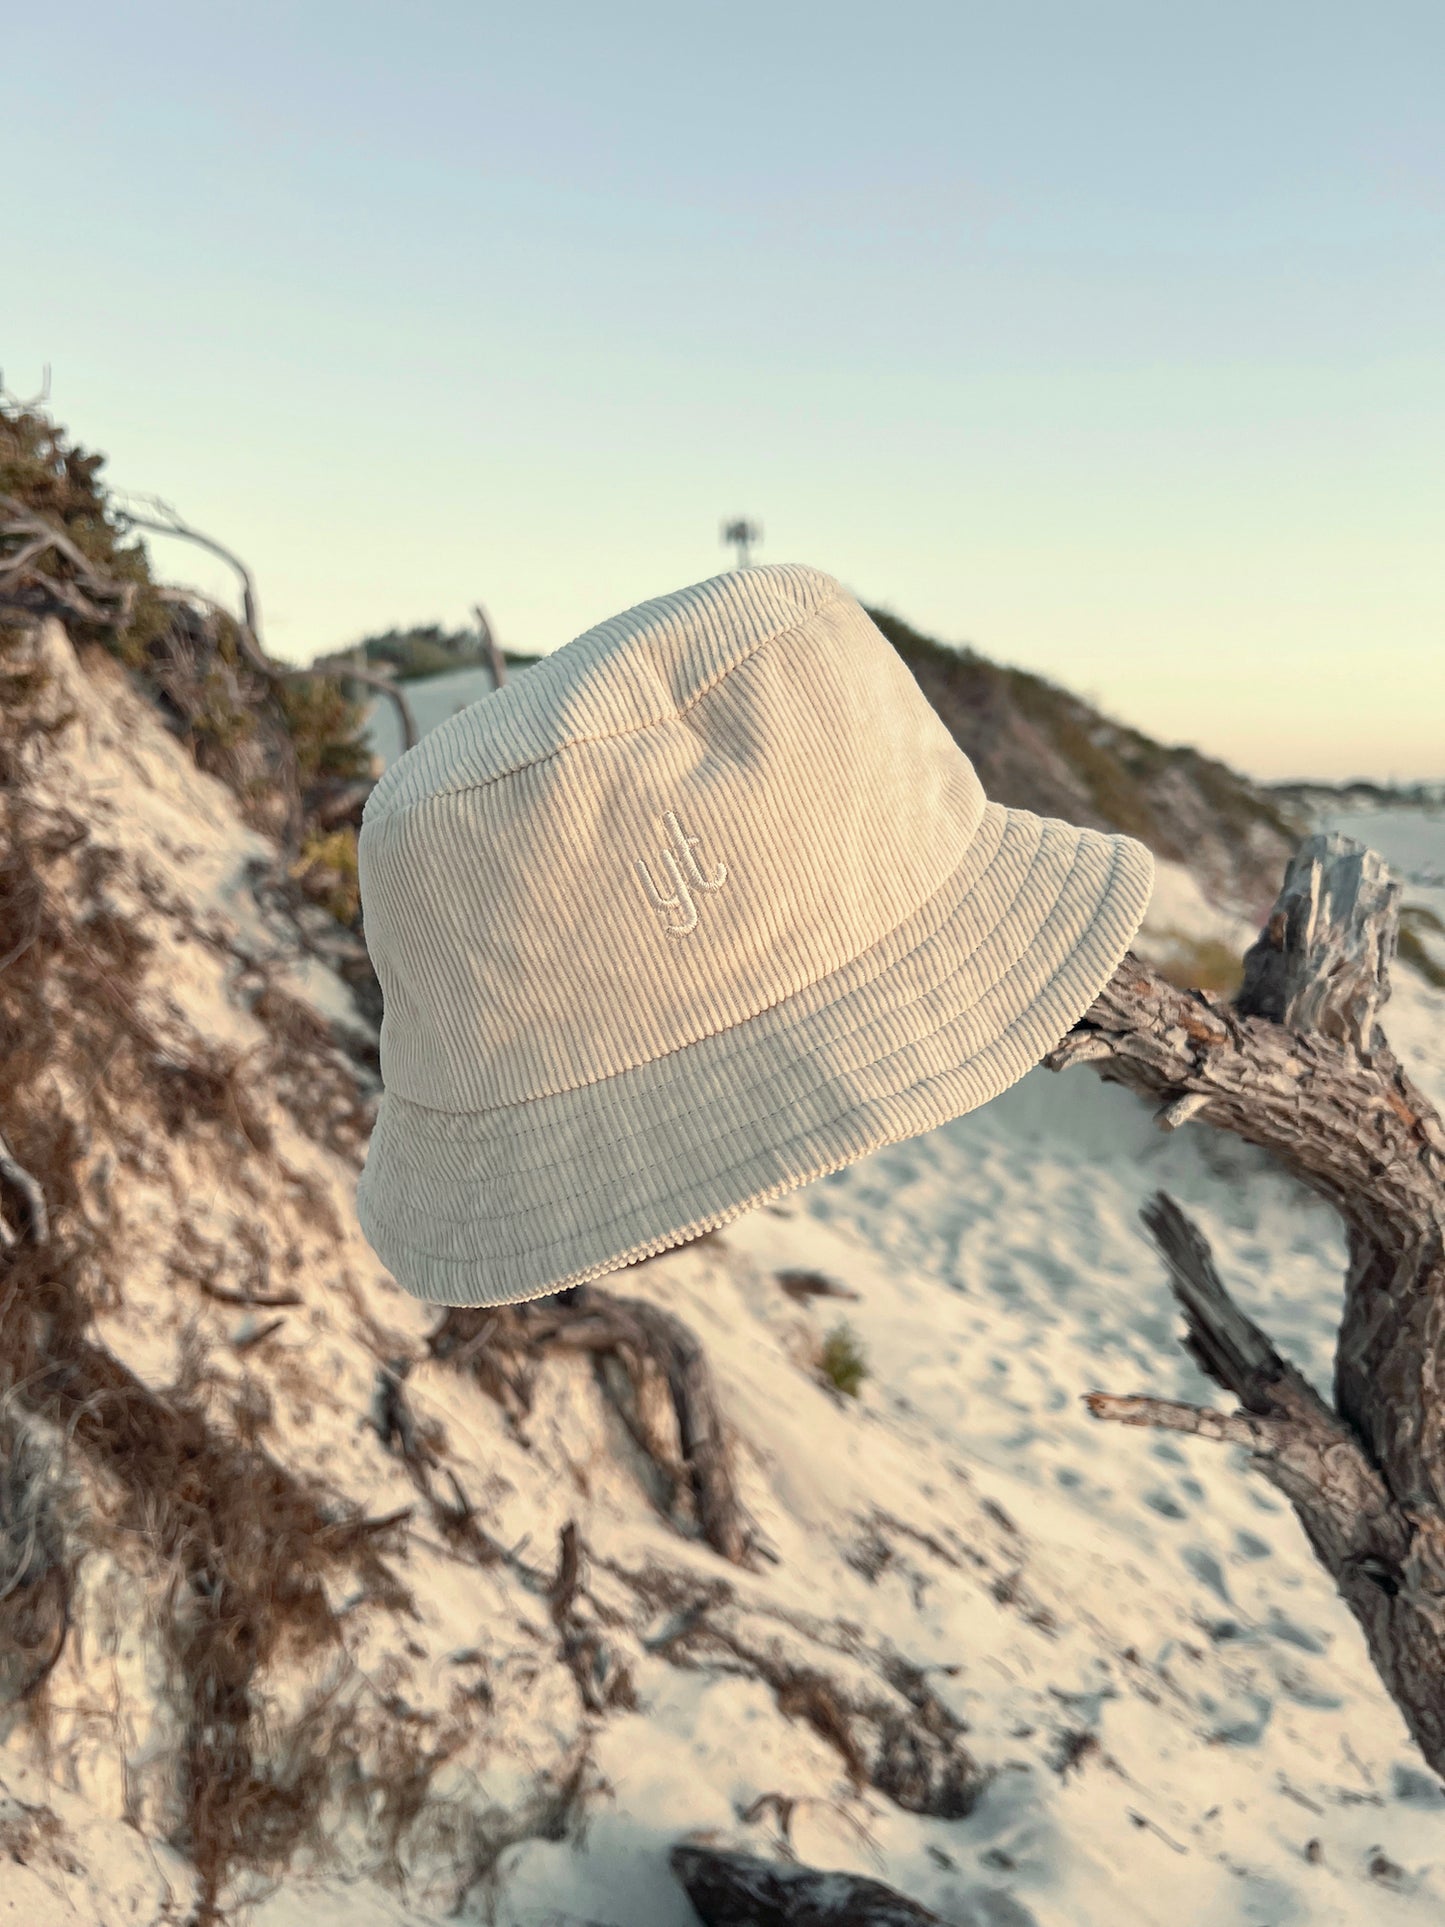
1182 1545 1234 1605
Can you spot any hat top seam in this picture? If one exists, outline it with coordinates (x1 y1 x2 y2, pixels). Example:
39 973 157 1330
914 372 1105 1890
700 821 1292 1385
362 583 849 829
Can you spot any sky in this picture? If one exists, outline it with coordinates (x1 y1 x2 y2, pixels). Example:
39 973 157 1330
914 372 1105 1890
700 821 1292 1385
4 2 1442 781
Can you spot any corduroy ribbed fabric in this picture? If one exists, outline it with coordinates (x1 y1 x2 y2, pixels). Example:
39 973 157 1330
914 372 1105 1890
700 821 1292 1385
355 563 1155 1307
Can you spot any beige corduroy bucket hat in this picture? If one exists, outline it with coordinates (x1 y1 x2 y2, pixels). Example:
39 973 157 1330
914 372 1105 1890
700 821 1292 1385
355 563 1154 1308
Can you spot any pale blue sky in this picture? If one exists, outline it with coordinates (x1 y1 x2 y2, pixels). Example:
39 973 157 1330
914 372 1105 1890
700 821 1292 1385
6 2 1442 779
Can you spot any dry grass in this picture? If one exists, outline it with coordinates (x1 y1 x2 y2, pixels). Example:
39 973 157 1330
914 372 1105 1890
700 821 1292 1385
149 1042 276 1157
0 636 418 1917
607 1558 988 1821
245 974 377 1165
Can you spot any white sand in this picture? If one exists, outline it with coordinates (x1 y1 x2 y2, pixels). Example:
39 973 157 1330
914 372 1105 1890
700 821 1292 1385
5 625 1444 1926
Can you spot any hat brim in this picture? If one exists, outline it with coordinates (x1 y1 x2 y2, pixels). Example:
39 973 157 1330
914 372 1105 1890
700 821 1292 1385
355 802 1154 1308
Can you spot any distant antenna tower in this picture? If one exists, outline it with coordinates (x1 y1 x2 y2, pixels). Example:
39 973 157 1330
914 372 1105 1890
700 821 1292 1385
721 518 762 570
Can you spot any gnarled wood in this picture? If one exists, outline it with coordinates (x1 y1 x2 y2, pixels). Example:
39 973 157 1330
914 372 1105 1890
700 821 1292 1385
1049 833 1445 1777
1236 833 1401 1059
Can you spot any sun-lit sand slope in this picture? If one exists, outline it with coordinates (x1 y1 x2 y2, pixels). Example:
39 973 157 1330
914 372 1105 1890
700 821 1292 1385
4 622 1445 1926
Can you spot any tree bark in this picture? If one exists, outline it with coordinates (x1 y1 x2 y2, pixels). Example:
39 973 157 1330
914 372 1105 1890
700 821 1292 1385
1045 832 1445 1777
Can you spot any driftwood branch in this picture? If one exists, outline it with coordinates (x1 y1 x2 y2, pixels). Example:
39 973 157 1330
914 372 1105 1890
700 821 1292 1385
197 1277 302 1310
1050 831 1445 1775
670 1845 946 1926
1083 1391 1287 1450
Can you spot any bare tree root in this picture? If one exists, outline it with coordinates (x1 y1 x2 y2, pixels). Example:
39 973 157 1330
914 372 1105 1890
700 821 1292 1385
1046 832 1445 1777
430 1282 756 1568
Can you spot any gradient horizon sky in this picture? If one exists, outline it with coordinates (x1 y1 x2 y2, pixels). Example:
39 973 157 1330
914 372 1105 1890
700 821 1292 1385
6 3 1442 781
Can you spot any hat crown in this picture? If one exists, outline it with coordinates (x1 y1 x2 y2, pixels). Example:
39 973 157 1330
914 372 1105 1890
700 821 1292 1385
358 564 986 1114
364 563 841 827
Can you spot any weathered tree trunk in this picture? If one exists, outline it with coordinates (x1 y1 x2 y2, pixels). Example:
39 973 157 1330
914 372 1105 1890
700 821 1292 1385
1045 832 1445 1776
670 1844 947 1926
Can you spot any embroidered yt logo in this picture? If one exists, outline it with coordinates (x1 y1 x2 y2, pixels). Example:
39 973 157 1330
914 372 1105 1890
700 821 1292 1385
634 810 728 936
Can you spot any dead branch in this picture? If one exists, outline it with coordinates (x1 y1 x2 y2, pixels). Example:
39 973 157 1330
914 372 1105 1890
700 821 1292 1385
776 1268 861 1302
115 497 264 642
1082 1392 1287 1450
0 366 52 412
288 660 416 753
231 1316 287 1354
0 496 411 860
0 496 137 632
545 1520 636 1714
148 572 418 754
197 1279 302 1310
670 1845 947 1925
1050 831 1445 1775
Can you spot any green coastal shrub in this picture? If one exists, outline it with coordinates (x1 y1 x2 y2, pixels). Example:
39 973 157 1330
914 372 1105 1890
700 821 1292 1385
818 1321 869 1399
